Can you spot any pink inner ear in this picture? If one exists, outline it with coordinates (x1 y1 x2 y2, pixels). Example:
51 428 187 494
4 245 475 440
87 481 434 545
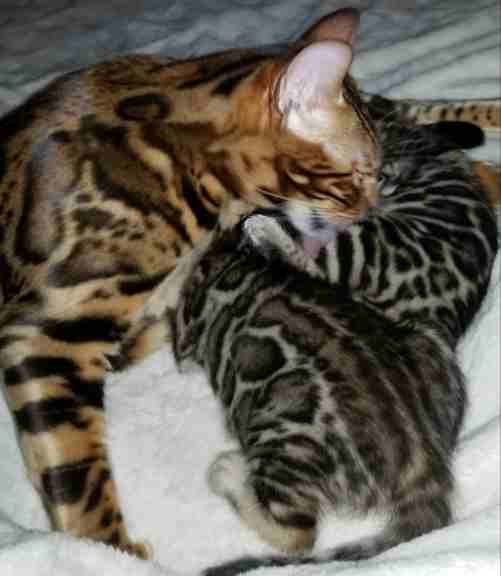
278 41 353 114
301 7 360 46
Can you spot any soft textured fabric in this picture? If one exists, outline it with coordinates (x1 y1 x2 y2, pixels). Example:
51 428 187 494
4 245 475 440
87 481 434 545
0 1 499 574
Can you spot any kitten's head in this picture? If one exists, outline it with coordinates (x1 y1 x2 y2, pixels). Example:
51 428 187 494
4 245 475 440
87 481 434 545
258 8 379 237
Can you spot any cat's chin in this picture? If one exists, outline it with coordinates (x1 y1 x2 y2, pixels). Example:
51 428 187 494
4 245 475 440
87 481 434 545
300 215 360 258
302 234 329 259
300 226 339 259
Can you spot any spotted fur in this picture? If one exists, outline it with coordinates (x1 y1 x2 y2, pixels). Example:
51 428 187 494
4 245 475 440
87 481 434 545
0 5 498 557
170 119 498 575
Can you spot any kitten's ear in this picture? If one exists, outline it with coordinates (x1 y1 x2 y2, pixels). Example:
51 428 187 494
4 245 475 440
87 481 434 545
277 41 352 116
300 7 360 46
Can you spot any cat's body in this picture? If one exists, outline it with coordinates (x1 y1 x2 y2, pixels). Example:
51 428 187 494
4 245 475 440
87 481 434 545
0 5 499 557
0 9 384 554
171 119 498 575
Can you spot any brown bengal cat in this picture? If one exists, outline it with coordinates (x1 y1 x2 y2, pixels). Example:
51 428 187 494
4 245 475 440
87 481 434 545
0 6 499 558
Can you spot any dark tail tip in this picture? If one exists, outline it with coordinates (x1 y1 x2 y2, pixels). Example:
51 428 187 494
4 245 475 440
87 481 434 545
203 552 313 576
430 121 485 150
203 555 292 576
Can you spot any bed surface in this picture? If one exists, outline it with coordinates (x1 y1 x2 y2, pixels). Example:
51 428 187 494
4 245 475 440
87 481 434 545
0 1 499 575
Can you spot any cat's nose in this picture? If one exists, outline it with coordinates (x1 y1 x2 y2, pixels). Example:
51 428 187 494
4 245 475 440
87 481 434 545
352 160 379 208
356 141 381 174
365 178 379 208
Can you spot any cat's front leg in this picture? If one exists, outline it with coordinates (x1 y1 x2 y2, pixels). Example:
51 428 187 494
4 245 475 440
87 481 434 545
116 245 209 367
114 199 257 369
117 199 257 367
0 287 154 557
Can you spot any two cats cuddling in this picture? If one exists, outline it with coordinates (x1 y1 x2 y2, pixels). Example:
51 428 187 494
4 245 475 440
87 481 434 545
0 5 498 575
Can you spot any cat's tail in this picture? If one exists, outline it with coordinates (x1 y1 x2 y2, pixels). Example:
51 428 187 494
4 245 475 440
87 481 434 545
203 493 452 576
363 92 500 133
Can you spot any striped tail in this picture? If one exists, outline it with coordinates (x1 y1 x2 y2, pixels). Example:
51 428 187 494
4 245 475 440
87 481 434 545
363 93 500 132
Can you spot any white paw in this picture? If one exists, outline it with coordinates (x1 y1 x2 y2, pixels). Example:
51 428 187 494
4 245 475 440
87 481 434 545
243 215 272 248
244 215 294 255
207 450 248 498
244 215 325 279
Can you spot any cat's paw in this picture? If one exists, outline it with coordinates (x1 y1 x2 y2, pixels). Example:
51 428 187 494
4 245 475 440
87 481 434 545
121 540 153 560
244 215 325 279
243 214 296 260
208 450 248 502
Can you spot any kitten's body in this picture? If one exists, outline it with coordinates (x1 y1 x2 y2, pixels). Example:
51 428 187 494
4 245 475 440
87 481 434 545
172 118 498 575
174 226 464 565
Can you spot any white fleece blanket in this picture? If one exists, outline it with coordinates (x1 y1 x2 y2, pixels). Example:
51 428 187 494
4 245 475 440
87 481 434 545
0 1 499 575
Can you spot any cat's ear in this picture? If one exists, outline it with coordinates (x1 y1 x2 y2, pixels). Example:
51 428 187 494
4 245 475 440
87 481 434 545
300 7 360 46
277 40 352 117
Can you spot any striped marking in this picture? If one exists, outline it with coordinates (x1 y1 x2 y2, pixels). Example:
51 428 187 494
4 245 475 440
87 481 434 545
182 175 218 229
212 68 257 96
4 356 82 387
42 317 125 343
84 468 111 512
41 457 97 505
14 396 93 433
178 54 267 90
115 93 171 121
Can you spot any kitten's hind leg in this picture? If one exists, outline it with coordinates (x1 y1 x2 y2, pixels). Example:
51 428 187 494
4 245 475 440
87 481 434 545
208 450 317 554
330 486 452 561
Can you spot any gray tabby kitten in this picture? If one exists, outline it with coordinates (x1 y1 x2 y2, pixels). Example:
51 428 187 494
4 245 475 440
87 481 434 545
171 120 498 576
